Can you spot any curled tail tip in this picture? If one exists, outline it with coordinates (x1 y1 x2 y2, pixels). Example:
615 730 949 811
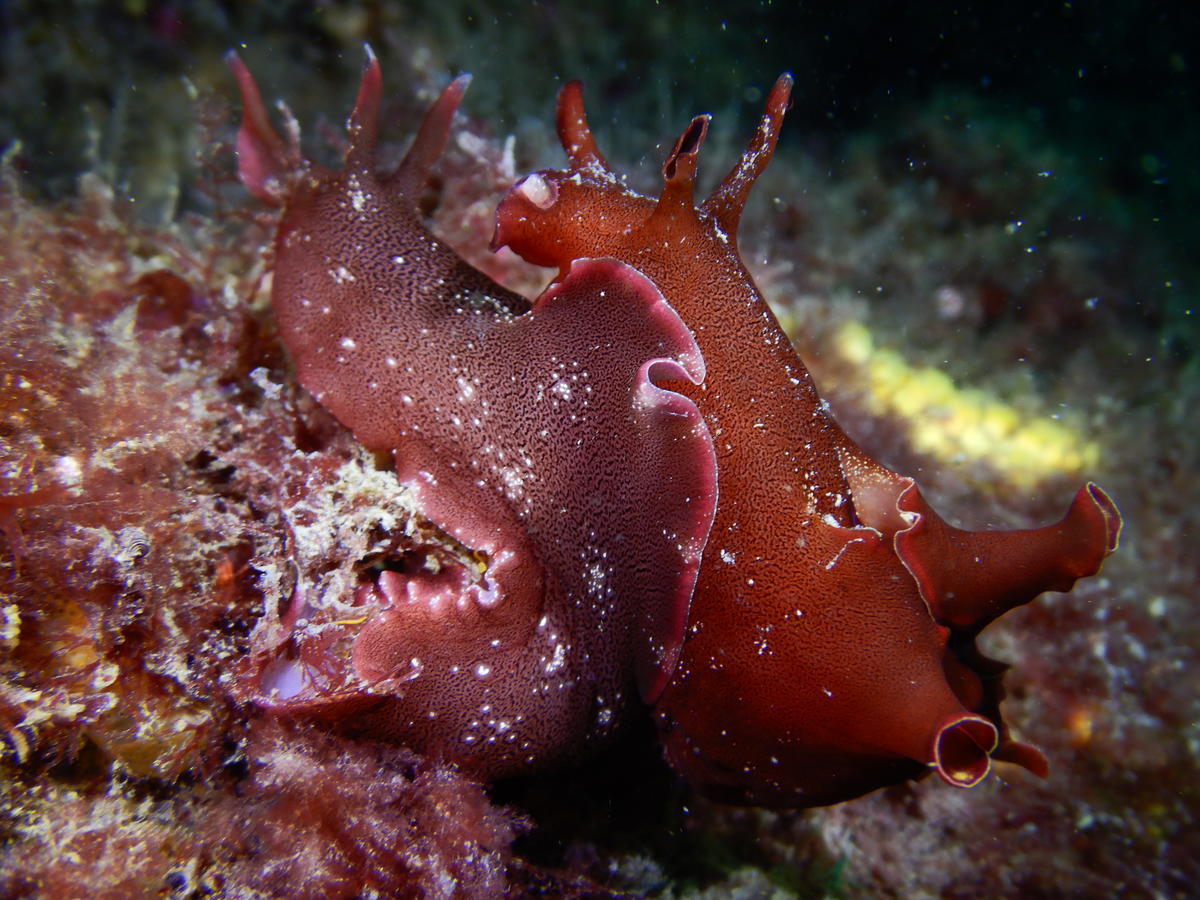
932 714 998 789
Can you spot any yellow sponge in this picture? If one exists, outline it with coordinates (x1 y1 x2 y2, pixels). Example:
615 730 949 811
831 321 1100 487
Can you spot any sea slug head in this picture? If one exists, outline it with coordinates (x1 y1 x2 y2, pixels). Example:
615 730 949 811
494 75 793 277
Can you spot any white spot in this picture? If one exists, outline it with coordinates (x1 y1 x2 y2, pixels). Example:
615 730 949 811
498 465 528 498
545 643 566 674
517 172 557 209
584 562 608 595
54 455 83 489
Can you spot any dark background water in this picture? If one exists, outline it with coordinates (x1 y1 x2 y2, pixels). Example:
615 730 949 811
2 0 1195 342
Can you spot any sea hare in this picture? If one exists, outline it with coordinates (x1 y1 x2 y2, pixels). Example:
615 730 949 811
230 51 1121 807
228 51 716 778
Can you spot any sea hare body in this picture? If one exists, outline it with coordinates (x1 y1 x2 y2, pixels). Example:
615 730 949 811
229 53 716 777
232 53 1120 806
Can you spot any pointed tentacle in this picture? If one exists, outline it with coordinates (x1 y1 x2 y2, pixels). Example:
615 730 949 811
896 481 1122 631
932 714 998 787
343 44 384 173
225 50 300 205
702 72 794 236
387 72 473 195
556 80 612 176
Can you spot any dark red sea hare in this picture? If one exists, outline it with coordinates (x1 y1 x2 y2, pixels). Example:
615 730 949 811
229 49 1119 810
496 78 1120 806
229 53 718 779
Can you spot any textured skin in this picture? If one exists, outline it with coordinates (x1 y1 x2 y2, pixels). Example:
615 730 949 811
494 76 1122 806
228 54 717 777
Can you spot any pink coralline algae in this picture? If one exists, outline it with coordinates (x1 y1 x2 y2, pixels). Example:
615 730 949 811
0 131 526 898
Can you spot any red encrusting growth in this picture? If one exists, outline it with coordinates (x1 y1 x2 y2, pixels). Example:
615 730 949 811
494 74 1121 806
